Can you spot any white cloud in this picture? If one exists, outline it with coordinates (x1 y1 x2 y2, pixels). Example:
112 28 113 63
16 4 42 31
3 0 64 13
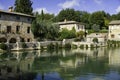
58 0 80 9
116 6 120 13
94 0 102 4
34 7 50 14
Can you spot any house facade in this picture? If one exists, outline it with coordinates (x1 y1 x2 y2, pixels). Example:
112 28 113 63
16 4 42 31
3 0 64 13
108 20 120 41
0 9 35 43
55 20 85 32
86 33 107 45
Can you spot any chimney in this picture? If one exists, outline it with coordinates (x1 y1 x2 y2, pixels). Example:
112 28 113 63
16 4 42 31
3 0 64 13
8 6 13 12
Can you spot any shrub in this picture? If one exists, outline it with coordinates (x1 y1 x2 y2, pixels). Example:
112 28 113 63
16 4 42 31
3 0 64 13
59 28 76 40
22 42 27 48
80 44 84 49
47 43 55 50
64 43 71 49
0 43 8 50
72 44 77 49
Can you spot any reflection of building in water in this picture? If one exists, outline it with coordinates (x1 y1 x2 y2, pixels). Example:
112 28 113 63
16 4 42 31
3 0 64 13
59 56 87 68
109 48 120 66
0 51 35 79
72 47 107 58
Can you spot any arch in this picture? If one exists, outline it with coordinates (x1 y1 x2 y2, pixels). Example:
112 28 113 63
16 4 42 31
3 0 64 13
9 38 17 43
0 37 7 43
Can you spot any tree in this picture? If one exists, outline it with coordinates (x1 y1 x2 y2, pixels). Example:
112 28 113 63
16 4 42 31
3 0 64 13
89 11 105 29
59 28 76 40
35 12 54 22
92 24 100 32
57 8 79 21
14 0 33 15
31 20 59 40
76 31 85 41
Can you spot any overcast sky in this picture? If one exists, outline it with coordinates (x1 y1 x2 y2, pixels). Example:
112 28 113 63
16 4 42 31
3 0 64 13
0 0 120 15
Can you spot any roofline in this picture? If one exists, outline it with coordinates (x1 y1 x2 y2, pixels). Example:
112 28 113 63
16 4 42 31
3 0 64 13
55 21 84 25
0 10 35 18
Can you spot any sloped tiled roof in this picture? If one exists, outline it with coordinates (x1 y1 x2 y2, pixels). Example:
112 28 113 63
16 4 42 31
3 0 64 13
0 9 35 18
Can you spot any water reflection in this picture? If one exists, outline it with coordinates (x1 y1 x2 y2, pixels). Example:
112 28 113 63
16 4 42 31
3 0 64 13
0 47 120 80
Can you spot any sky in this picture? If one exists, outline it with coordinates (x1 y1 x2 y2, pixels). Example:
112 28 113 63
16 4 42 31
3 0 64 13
0 0 120 15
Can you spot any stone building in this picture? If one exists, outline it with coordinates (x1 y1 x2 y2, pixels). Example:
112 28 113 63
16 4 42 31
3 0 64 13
108 20 120 41
55 20 85 32
0 8 35 43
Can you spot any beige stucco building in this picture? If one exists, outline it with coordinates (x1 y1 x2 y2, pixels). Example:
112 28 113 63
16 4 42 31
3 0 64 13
55 20 85 32
0 9 35 43
108 20 120 41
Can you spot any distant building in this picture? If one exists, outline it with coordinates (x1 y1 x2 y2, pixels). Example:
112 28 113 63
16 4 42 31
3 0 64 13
55 20 85 32
0 8 35 43
86 33 107 44
108 20 120 41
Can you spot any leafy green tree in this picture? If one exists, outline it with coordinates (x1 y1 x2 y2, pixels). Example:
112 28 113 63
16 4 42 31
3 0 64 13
57 8 79 21
31 20 59 40
59 28 76 40
89 11 105 29
92 24 100 32
35 10 55 22
76 31 85 40
14 0 33 15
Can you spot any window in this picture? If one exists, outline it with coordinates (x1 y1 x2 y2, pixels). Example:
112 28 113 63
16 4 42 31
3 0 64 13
27 18 31 21
21 38 25 42
16 26 20 33
7 26 11 33
111 34 115 38
27 39 30 42
27 27 30 33
16 16 20 20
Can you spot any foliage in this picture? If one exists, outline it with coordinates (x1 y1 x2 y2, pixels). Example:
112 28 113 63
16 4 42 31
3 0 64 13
92 38 98 43
72 44 77 49
0 43 8 50
89 11 105 29
14 0 33 15
57 8 78 21
76 31 85 41
64 43 71 49
31 20 59 40
59 28 76 40
22 42 27 48
35 11 55 22
80 44 84 49
92 24 100 32
47 43 55 50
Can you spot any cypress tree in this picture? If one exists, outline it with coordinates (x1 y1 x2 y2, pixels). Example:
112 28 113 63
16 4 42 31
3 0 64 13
14 0 33 15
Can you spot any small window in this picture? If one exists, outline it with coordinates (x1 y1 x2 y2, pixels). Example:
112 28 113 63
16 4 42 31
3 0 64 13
16 26 20 33
7 26 11 33
21 38 25 42
27 39 30 42
16 16 20 20
27 18 31 21
111 34 115 38
27 27 30 33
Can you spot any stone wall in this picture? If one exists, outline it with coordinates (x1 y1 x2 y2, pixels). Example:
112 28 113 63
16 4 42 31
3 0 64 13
0 12 34 43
